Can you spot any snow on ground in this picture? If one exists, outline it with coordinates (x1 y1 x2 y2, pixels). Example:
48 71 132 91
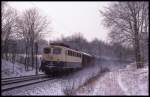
2 59 44 78
2 60 142 95
2 62 102 96
2 65 99 95
61 63 102 94
2 79 64 95
2 59 104 95
75 63 148 95
117 65 148 95
59 59 129 95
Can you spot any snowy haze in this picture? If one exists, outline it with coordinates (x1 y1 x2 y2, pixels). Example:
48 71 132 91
8 2 110 42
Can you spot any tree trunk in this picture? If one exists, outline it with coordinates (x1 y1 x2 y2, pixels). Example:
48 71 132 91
31 41 34 70
134 18 143 68
35 42 38 75
25 43 28 71
4 40 8 61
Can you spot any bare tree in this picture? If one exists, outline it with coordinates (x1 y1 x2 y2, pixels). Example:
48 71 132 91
17 8 49 70
2 2 18 60
100 2 149 68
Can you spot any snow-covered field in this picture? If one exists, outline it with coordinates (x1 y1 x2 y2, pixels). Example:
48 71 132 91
2 59 147 96
75 63 148 95
2 59 44 78
2 59 103 95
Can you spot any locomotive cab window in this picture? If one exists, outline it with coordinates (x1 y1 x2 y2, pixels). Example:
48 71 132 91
53 47 62 54
44 47 51 54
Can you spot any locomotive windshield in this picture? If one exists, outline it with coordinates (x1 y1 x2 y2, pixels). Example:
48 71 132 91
53 47 62 54
43 47 51 54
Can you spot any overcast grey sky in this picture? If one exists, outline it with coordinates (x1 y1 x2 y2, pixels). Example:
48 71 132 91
8 2 110 42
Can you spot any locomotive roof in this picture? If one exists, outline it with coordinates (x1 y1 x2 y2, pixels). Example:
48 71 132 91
50 42 78 51
50 42 70 48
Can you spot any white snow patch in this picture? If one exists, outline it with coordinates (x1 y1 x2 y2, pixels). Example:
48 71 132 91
75 63 148 95
118 74 130 95
118 64 148 95
2 59 44 78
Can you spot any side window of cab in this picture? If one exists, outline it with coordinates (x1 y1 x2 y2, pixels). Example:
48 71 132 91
43 47 51 54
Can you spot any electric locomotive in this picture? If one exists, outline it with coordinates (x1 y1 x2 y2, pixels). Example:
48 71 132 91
40 43 95 74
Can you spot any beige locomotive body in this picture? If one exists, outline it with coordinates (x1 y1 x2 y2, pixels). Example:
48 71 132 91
43 45 82 62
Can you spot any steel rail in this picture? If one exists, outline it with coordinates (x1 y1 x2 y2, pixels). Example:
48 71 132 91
2 74 47 85
2 77 53 92
2 74 45 81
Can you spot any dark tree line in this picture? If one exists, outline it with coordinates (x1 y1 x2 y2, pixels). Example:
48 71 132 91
52 32 134 62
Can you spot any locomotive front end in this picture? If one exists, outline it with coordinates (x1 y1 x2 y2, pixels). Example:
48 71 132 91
40 45 67 74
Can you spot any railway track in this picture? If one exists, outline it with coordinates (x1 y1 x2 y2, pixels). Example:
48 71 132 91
2 74 53 92
2 74 46 85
